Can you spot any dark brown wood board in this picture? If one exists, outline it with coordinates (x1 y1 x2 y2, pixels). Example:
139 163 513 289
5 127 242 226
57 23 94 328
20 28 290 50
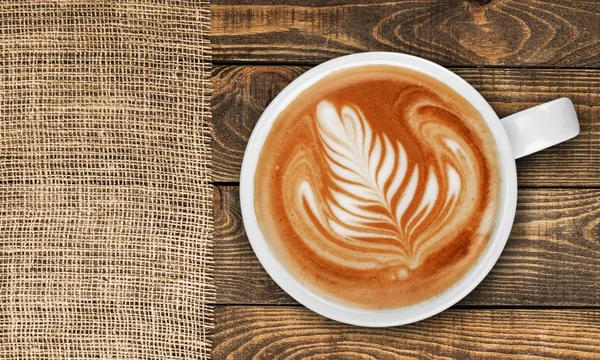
212 0 600 67
213 307 600 359
214 185 600 306
212 66 600 186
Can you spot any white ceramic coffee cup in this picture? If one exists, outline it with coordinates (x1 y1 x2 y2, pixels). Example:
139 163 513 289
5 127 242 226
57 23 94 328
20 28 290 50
239 52 579 327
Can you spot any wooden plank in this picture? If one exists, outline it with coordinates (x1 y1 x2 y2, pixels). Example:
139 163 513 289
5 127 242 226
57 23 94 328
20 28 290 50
213 306 600 359
214 185 600 306
211 66 600 186
211 0 600 66
213 185 293 304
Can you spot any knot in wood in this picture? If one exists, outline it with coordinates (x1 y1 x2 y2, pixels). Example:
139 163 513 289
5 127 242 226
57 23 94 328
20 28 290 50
470 0 492 5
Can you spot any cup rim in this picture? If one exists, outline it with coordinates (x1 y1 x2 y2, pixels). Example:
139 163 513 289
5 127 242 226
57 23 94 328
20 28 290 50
239 52 518 327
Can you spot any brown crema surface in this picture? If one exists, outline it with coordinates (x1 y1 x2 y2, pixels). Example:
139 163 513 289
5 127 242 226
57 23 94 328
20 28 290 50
255 65 500 309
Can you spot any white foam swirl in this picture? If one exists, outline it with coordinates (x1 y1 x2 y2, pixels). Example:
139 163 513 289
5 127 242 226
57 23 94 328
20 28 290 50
298 100 475 272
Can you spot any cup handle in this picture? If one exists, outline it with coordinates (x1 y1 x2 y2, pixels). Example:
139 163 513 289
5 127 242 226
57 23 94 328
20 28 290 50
500 98 580 159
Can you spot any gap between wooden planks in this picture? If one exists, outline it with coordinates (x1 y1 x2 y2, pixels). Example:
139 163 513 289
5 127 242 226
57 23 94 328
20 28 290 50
212 66 600 186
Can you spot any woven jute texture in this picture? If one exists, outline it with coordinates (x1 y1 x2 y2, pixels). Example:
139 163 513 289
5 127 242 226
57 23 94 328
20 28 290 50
0 1 214 358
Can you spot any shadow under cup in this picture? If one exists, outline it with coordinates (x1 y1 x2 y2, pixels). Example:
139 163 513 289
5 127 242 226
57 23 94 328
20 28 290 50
240 52 517 327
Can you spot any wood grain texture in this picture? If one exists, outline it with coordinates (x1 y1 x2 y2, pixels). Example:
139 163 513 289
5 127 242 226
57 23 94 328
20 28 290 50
213 306 600 359
212 66 600 186
212 0 600 66
213 185 293 305
214 185 600 306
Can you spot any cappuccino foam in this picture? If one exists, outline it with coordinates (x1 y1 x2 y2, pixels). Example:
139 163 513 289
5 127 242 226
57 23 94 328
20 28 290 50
254 65 500 309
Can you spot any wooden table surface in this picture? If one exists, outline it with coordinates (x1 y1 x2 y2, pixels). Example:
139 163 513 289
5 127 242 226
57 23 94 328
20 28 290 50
210 1 600 358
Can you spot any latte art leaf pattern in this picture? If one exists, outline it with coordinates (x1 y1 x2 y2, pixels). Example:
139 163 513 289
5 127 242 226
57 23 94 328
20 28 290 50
299 101 473 274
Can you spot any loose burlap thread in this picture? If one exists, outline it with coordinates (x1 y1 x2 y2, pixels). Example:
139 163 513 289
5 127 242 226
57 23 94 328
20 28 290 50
0 1 214 358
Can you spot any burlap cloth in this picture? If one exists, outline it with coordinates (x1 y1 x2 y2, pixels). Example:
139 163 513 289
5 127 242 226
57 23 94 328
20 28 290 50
0 1 214 358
